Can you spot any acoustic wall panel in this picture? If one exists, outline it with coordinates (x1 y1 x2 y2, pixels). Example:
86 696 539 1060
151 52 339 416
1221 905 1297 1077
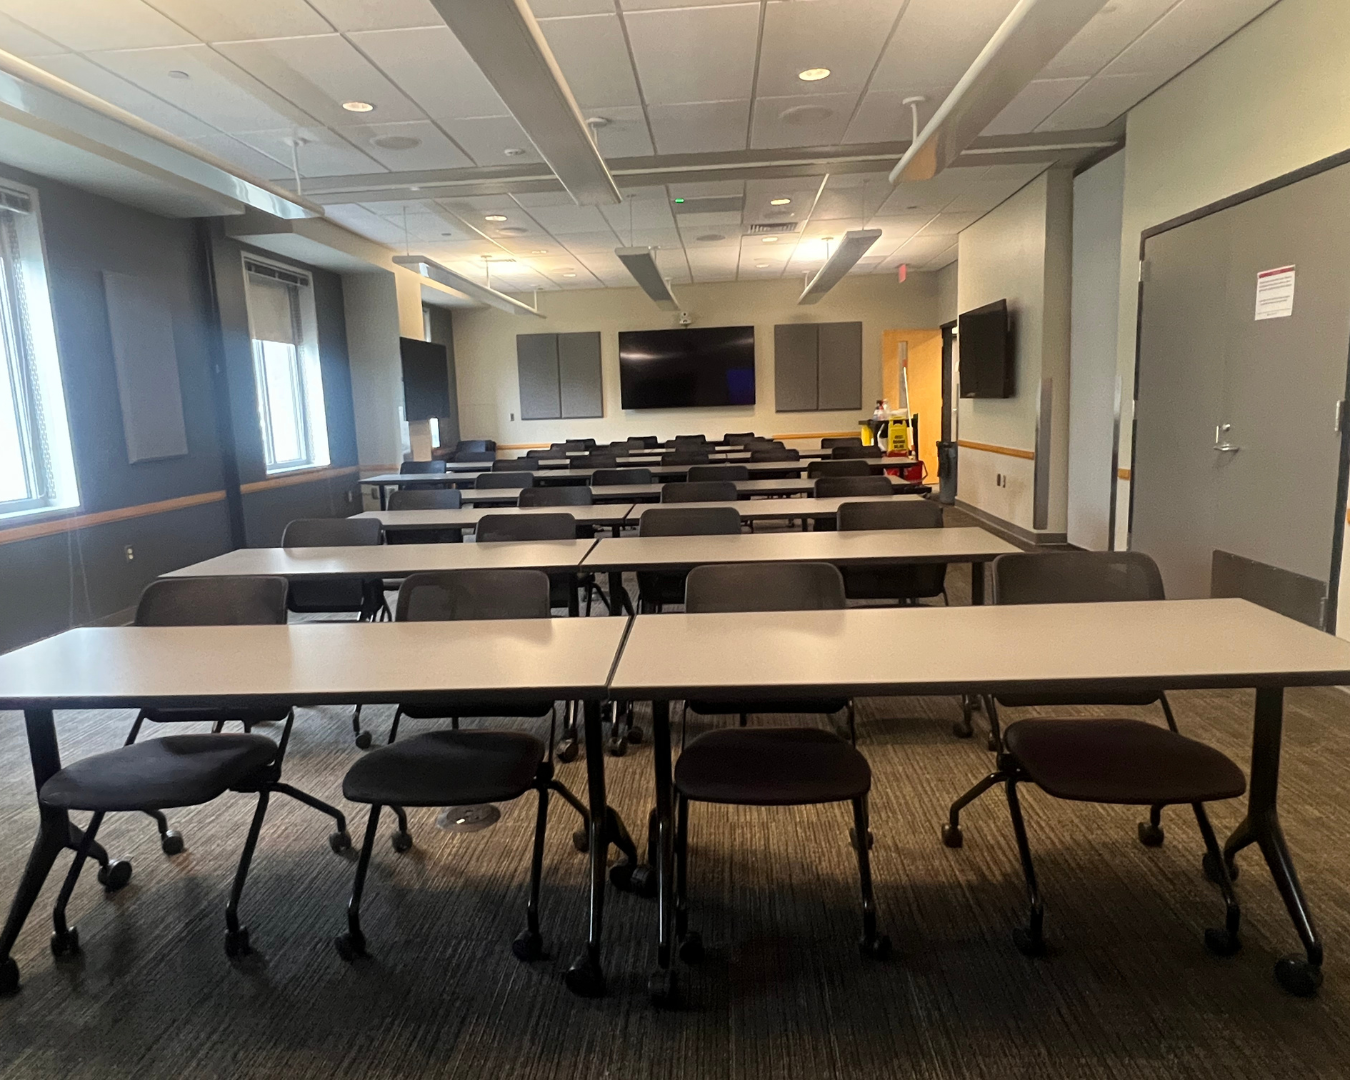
399 337 450 422
558 332 603 419
102 271 188 463
817 321 863 410
774 321 862 412
774 323 819 412
516 333 562 420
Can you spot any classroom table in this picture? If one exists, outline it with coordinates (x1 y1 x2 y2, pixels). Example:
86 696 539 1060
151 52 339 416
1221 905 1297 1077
608 597 1350 1002
356 505 637 536
0 617 632 998
167 540 597 579
627 494 924 527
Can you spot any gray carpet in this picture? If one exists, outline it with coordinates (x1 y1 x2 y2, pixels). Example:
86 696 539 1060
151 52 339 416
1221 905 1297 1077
1 529 1349 1078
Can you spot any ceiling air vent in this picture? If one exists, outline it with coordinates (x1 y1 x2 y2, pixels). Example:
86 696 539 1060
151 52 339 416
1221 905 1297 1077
746 222 799 234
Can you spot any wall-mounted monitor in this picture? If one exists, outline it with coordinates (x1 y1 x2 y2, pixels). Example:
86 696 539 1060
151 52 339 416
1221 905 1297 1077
958 299 1014 399
400 336 450 422
618 325 756 410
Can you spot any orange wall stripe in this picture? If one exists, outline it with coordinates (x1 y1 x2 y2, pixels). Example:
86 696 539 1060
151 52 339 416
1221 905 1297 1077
239 465 360 495
1118 467 1132 481
0 489 227 547
771 431 861 441
956 439 1036 461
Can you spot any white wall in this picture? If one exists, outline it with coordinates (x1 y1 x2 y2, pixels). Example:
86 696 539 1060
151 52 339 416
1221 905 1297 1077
955 168 1073 535
450 273 941 445
1067 151 1125 550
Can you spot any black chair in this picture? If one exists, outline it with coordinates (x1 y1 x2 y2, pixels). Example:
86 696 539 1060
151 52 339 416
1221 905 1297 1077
668 562 886 974
47 577 351 962
837 499 946 603
721 432 755 445
593 467 652 486
493 458 539 471
662 451 710 465
661 481 738 503
822 437 864 449
635 506 741 613
334 569 615 965
525 448 553 459
519 485 592 510
751 447 799 461
808 459 871 478
475 471 535 490
942 551 1247 958
477 512 581 617
454 449 496 463
813 475 894 499
635 436 660 448
833 445 884 459
673 435 708 446
576 454 619 469
456 440 495 453
561 440 589 452
387 488 464 545
687 464 749 482
399 460 446 489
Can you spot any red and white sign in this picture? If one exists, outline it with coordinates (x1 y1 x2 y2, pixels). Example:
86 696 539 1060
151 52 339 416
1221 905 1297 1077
1255 265 1295 320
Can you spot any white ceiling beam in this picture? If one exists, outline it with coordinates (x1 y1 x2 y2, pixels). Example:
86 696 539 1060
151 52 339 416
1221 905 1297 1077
427 0 621 207
798 229 882 305
615 247 679 310
393 254 545 318
889 0 1110 184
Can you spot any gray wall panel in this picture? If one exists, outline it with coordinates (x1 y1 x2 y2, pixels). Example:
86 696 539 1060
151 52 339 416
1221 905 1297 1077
517 333 561 420
558 331 603 419
103 271 189 463
774 323 818 411
817 321 862 411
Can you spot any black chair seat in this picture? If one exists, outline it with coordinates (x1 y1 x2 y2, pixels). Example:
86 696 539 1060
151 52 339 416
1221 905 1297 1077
396 699 555 721
343 730 544 806
675 727 870 806
1004 719 1246 805
40 734 278 812
144 706 291 726
686 697 849 717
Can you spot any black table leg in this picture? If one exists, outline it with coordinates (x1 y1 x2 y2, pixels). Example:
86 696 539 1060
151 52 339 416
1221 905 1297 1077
970 561 985 605
566 699 609 997
377 483 388 510
1222 686 1324 996
647 699 677 1005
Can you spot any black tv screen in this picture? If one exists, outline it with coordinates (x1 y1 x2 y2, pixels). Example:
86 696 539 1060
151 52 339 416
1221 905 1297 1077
619 325 755 410
400 337 450 421
958 299 1014 399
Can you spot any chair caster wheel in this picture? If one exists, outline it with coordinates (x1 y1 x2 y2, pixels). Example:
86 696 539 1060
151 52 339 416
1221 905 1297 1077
647 967 677 1008
50 927 80 958
849 827 874 851
224 927 251 958
572 828 589 854
627 726 645 744
986 734 1001 753
1204 927 1241 956
354 731 373 750
605 736 628 757
859 933 892 960
556 738 579 764
610 862 656 897
1012 926 1045 957
512 930 545 962
333 932 366 963
161 830 185 856
390 830 412 853
0 957 17 996
951 719 973 739
1137 821 1165 847
1275 955 1322 997
98 859 132 891
564 954 606 998
1202 850 1238 883
329 831 353 854
678 931 703 964
941 823 963 849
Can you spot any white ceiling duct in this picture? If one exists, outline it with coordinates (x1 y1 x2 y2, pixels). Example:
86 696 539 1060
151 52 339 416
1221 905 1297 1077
615 247 679 311
798 230 882 305
394 255 545 318
428 0 621 207
889 0 1110 184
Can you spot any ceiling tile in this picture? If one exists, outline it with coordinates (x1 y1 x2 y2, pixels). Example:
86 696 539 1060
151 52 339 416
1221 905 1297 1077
91 44 311 132
214 34 425 128
530 0 614 14
235 127 385 176
1037 70 1168 130
190 133 294 179
348 26 506 121
360 196 440 217
510 190 577 208
439 115 542 166
621 0 758 8
588 106 655 158
34 53 217 139
559 232 626 253
0 0 194 51
917 211 981 236
303 0 442 32
667 180 744 200
890 233 956 262
755 0 904 98
601 191 676 234
142 0 331 41
647 99 750 154
751 92 858 150
943 170 1044 213
863 213 933 242
336 120 474 170
323 202 411 243
526 203 614 234
841 88 949 144
876 167 986 214
0 12 66 55
742 177 822 226
982 77 1088 136
538 13 642 108
624 4 760 105
871 0 1018 92
1104 0 1279 76
810 176 892 222
1041 0 1180 79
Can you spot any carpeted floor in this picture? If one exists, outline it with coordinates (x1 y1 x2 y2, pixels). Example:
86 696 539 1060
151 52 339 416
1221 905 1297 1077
1 521 1349 1079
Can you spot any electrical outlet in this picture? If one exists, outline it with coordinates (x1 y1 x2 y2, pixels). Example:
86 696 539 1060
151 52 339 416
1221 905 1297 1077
510 412 515 421
124 545 135 561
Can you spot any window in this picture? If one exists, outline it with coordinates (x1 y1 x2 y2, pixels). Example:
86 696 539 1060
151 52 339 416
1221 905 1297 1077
243 257 329 474
0 183 78 517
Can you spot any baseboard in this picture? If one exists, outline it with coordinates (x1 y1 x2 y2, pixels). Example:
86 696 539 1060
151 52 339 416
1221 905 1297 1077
954 500 1068 549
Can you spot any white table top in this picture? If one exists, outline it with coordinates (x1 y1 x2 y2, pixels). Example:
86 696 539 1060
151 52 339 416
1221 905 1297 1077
609 598 1350 701
628 495 922 521
461 477 911 503
0 619 628 711
581 527 1016 571
357 505 636 531
166 540 597 578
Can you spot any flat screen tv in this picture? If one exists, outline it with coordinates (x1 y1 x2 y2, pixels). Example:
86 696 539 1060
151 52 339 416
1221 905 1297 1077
400 336 450 421
958 299 1014 399
618 325 755 410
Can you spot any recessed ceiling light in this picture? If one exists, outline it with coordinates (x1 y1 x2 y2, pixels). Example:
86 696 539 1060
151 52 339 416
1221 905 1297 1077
503 147 527 157
370 134 421 151
484 214 508 222
761 236 779 243
755 262 769 268
167 70 190 80
498 226 527 235
770 197 791 206
531 249 548 254
563 272 576 278
797 67 831 82
341 100 375 113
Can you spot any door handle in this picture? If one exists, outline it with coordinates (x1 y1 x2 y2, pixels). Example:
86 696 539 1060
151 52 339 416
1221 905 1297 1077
1214 443 1241 452
1213 423 1239 452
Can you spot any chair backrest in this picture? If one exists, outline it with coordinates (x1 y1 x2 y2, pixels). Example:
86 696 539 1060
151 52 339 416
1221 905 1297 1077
722 432 755 445
282 516 383 547
661 451 710 465
814 475 894 498
494 457 539 471
561 439 588 452
388 488 462 511
457 439 494 453
673 434 707 446
636 436 660 448
525 448 553 458
135 576 289 627
519 485 593 507
687 464 749 482
576 454 619 469
808 458 871 478
993 551 1166 605
838 499 941 531
396 569 551 622
751 447 800 461
821 436 864 449
661 480 738 503
580 438 597 448
476 512 577 542
400 460 446 475
685 562 845 613
474 471 535 489
454 449 496 462
832 444 883 459
592 467 652 486
639 506 742 537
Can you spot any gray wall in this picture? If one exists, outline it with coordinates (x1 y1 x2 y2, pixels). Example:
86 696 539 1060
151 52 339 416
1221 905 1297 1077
426 304 460 448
